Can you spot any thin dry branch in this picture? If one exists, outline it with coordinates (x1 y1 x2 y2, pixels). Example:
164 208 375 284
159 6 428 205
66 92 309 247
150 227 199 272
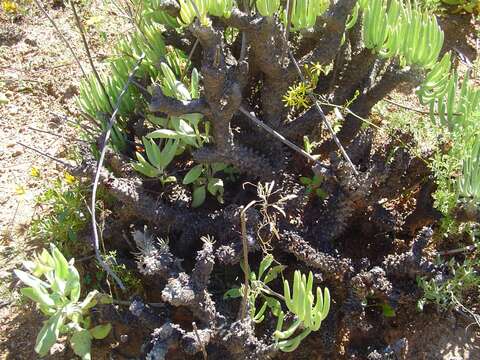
90 54 145 291
33 0 87 78
16 142 74 168
192 322 208 359
287 49 359 176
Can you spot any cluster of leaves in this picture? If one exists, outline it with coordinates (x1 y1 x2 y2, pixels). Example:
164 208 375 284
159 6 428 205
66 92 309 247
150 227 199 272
1 0 29 15
360 0 480 312
349 0 444 68
177 0 329 29
283 62 330 109
225 255 330 352
345 0 480 219
300 174 327 199
14 245 112 359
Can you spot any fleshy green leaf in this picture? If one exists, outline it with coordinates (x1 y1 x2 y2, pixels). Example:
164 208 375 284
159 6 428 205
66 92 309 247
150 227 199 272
258 254 274 280
89 323 112 339
147 129 183 139
79 290 99 311
223 287 242 299
264 265 286 284
14 269 50 290
207 177 223 196
51 245 70 281
381 303 396 317
70 329 92 360
21 287 55 308
183 164 204 184
35 311 64 357
192 185 206 207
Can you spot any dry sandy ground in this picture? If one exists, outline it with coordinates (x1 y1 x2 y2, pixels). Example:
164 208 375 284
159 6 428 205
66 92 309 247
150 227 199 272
0 2 479 359
0 2 123 358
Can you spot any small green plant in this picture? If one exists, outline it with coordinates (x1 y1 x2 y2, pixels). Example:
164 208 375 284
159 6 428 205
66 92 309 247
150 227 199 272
132 136 179 183
300 174 327 199
14 245 112 359
224 254 285 322
29 173 89 258
441 0 480 13
183 162 229 207
102 251 143 295
283 62 328 109
418 256 480 311
274 270 330 352
225 255 330 352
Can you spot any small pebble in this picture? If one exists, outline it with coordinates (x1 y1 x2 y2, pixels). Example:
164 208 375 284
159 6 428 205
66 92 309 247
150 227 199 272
11 148 23 157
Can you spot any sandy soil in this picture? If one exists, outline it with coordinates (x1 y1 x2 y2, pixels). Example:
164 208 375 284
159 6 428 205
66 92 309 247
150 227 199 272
0 2 124 358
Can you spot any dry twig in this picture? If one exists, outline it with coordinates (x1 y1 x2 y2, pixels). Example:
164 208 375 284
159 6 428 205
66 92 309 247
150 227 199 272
89 54 145 291
192 322 208 359
33 0 87 78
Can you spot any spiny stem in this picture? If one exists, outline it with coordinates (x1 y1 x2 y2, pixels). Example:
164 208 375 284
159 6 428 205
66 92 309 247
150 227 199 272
239 106 330 172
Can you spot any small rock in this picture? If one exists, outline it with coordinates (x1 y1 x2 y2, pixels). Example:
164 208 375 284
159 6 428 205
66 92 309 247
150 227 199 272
24 38 37 47
11 148 23 157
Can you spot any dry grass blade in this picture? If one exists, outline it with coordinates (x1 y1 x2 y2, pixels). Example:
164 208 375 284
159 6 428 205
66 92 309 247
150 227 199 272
32 0 87 78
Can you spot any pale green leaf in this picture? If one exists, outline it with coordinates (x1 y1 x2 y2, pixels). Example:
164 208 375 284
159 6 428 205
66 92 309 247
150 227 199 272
70 329 92 360
89 323 112 339
192 185 206 207
21 287 55 307
35 311 64 357
183 164 203 184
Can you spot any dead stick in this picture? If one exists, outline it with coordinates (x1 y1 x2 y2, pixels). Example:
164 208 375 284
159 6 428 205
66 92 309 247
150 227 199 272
437 244 477 256
28 126 89 143
17 142 74 168
90 53 145 291
239 106 329 171
384 97 462 116
33 0 87 78
239 208 250 320
287 49 359 176
70 0 114 112
192 322 208 359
